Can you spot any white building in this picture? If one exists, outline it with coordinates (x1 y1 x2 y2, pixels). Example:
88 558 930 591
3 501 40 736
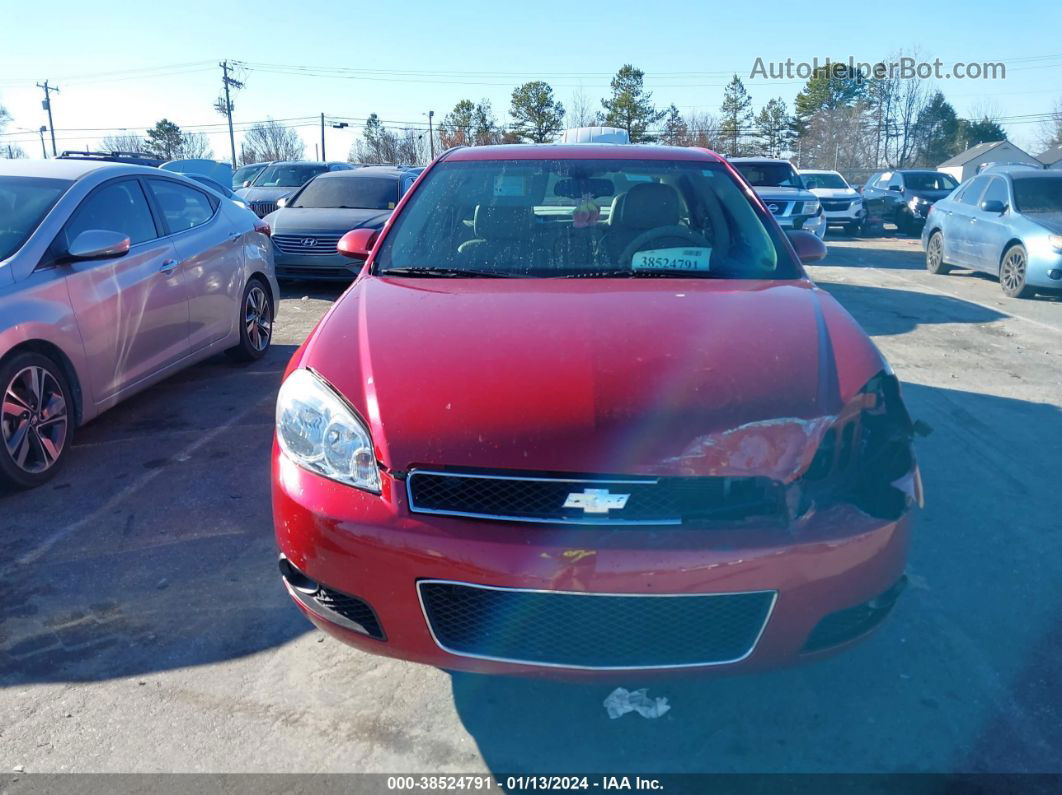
1035 144 1062 171
937 140 1041 182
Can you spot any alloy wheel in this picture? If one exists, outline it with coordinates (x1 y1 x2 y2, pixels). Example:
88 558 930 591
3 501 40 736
927 236 942 270
245 284 272 352
1001 249 1026 294
2 365 69 474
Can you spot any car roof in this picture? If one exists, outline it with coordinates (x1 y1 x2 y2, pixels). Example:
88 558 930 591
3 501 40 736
0 158 158 181
729 157 792 164
443 144 723 163
797 168 839 174
266 160 345 167
318 166 407 179
1009 170 1062 181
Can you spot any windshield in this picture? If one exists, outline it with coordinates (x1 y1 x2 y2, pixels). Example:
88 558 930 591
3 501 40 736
1012 178 1062 213
0 176 71 261
252 164 327 188
374 159 794 279
801 173 849 190
232 164 266 188
293 176 399 210
905 172 958 191
732 162 805 189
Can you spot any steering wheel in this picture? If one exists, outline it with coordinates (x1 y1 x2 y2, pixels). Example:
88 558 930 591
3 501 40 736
618 226 712 268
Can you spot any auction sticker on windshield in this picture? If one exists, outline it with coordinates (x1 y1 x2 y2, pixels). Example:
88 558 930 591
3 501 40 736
631 247 711 272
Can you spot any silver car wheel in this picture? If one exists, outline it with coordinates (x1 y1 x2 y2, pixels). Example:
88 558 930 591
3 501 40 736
2 365 69 474
244 284 272 353
1001 249 1026 294
927 236 942 269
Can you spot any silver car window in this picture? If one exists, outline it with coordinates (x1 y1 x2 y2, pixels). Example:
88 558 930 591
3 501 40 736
148 180 217 234
66 180 158 246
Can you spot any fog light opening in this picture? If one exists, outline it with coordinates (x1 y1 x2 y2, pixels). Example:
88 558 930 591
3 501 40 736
278 556 319 595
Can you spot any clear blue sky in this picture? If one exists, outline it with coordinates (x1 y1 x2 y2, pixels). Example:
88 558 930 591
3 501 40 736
1 0 1060 158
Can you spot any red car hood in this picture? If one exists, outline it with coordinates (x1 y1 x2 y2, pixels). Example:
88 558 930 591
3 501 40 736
300 277 884 482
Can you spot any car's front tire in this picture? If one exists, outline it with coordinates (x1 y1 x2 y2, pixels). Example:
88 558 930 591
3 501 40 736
226 277 274 362
925 231 950 275
0 351 74 490
999 244 1033 299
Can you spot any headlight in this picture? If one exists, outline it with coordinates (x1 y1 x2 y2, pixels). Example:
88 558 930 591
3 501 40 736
802 200 821 215
1049 234 1062 252
908 196 926 209
851 196 863 205
276 369 381 493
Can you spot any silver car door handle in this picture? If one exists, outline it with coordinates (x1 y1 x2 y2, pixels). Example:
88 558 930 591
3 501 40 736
159 259 180 273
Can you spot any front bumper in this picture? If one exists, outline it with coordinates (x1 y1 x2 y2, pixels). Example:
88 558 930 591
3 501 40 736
775 213 827 240
272 450 911 678
273 251 361 282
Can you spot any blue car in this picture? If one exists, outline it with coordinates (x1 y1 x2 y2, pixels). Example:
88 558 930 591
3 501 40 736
922 168 1062 298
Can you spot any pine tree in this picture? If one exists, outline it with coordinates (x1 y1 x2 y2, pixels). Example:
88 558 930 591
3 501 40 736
719 76 754 157
510 81 565 143
601 65 666 143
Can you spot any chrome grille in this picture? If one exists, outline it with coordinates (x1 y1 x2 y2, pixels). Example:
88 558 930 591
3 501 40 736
821 199 853 212
250 200 278 218
405 469 785 525
763 200 793 216
272 234 344 255
419 580 776 669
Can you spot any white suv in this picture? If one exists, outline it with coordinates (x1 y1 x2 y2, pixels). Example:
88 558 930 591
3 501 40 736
799 169 866 235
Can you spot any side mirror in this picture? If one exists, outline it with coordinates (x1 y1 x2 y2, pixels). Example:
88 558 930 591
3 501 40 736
888 184 902 192
980 199 1006 214
786 230 827 264
276 197 289 209
337 228 378 260
243 180 252 188
66 229 131 261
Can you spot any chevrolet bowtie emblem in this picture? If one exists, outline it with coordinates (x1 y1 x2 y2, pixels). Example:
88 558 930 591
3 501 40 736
563 488 630 514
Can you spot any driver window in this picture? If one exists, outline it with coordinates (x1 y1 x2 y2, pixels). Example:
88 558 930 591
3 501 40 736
65 180 158 248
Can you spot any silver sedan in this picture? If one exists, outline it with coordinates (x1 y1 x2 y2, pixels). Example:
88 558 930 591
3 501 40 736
0 159 279 489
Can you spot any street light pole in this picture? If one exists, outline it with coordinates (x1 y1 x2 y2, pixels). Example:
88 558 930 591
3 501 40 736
320 113 326 161
427 110 435 160
38 126 47 159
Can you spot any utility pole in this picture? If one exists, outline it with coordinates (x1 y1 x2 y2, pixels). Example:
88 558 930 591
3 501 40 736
427 110 435 159
219 61 243 169
36 80 59 156
38 126 47 159
320 113 326 161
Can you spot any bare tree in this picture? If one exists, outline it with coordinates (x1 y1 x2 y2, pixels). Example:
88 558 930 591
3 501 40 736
684 111 723 151
99 132 148 152
1038 98 1062 150
239 120 305 165
176 132 213 159
566 88 597 128
2 143 27 159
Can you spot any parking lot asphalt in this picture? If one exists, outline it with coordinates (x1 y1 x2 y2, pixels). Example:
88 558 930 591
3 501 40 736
1 233 1060 774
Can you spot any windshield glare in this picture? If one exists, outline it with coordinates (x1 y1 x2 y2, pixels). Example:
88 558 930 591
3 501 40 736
1012 178 1062 213
293 176 399 210
802 173 848 190
232 164 266 187
905 172 958 191
0 176 71 261
253 165 327 188
733 162 805 189
374 159 792 279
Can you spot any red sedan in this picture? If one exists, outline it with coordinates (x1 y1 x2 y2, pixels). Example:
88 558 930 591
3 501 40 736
272 144 921 677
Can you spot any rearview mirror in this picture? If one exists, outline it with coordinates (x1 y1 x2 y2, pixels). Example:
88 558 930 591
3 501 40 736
786 230 827 264
337 228 378 260
66 229 131 261
980 199 1006 214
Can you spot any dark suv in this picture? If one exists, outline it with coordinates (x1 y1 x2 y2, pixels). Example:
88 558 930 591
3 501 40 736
862 169 959 234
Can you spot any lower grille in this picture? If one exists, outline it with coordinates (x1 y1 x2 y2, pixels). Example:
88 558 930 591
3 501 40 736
280 558 385 639
406 470 784 526
250 201 277 218
419 580 775 669
821 199 852 211
273 234 344 255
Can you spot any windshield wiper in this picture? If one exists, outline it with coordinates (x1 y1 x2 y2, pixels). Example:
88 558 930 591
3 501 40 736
377 267 512 278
